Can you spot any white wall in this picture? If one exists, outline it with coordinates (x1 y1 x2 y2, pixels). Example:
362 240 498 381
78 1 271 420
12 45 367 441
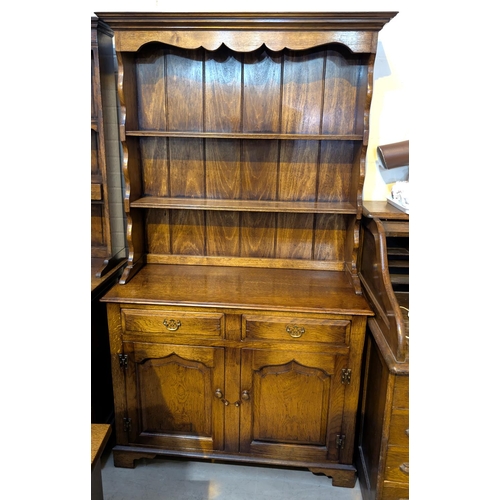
91 0 409 201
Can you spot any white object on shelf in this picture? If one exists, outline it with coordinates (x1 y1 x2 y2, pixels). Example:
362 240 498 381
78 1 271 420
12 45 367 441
387 181 409 214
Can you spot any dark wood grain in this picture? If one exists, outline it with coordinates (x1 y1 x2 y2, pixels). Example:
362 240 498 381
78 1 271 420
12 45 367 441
136 44 166 130
322 48 368 135
240 139 279 200
166 47 204 131
278 140 319 201
169 138 205 197
140 138 169 197
243 49 282 133
205 48 242 133
282 48 324 135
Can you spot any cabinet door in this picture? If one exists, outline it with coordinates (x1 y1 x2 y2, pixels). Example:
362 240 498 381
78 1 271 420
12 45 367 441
240 348 347 462
123 341 225 452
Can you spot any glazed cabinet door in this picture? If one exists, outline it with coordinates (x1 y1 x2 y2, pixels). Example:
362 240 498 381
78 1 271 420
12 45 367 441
122 341 225 452
239 348 348 463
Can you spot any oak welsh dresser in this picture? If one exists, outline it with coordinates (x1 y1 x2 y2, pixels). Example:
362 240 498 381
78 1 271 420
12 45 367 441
97 12 398 488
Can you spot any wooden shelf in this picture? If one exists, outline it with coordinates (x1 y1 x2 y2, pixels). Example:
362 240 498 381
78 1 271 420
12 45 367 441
390 274 409 286
126 130 364 141
387 246 409 256
388 259 409 269
130 197 357 214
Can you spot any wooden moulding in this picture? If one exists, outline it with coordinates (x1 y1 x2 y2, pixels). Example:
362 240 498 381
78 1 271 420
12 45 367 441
359 213 408 363
95 12 398 53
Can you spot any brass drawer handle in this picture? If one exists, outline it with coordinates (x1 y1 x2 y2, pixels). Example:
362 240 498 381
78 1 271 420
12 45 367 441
399 462 409 475
286 325 305 338
163 319 181 331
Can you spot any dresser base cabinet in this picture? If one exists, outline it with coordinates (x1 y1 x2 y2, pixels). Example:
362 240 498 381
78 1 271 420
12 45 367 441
102 265 372 488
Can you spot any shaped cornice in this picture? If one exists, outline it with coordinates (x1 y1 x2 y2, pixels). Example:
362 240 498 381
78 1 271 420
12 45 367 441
95 12 398 53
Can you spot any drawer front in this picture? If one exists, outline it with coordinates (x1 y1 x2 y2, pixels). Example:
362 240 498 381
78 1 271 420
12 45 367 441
392 375 409 410
243 314 350 345
122 309 224 337
384 447 409 483
381 220 409 237
382 482 409 500
388 411 409 448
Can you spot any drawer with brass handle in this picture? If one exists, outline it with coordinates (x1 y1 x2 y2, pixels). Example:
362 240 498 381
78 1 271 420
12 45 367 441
384 447 409 483
121 308 224 337
392 375 409 410
242 314 350 344
388 411 409 447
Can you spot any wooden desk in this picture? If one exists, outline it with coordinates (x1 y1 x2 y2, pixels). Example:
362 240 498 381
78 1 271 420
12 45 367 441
356 202 409 500
91 424 112 500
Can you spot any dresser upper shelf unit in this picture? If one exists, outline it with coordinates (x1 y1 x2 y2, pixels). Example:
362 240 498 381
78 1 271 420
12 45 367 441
96 11 397 292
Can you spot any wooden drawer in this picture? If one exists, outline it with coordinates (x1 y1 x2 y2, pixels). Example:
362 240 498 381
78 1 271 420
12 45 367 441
382 482 409 500
242 314 350 344
384 447 409 483
122 309 224 337
91 182 102 201
392 375 409 410
388 410 409 448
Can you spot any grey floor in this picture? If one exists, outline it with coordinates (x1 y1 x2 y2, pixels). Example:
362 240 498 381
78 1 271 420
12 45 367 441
101 447 363 500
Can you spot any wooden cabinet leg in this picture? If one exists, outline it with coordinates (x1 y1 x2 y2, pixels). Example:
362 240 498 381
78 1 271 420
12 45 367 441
308 468 357 488
113 449 157 468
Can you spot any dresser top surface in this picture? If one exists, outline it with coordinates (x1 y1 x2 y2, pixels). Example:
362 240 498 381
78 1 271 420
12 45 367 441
363 201 409 221
102 264 373 316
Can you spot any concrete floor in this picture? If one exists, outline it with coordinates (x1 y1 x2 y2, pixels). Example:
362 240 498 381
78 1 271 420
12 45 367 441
100 447 363 500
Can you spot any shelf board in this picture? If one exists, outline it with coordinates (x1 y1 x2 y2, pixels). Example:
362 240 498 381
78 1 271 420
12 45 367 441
125 130 363 141
388 259 409 269
130 197 358 214
387 247 409 256
390 275 409 286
